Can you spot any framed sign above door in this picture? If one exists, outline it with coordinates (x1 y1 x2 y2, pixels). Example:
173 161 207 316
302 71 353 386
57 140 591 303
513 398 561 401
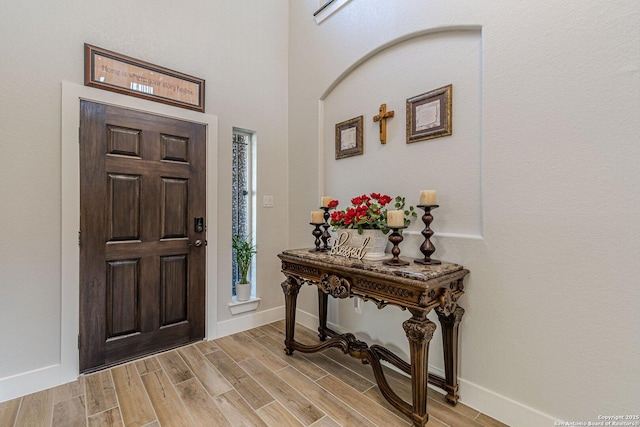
84 44 205 112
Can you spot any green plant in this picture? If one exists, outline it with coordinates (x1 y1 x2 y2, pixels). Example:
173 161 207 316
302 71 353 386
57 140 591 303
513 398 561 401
232 234 257 284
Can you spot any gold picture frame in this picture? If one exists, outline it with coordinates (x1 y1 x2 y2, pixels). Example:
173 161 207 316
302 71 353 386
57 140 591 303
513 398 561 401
406 84 452 143
335 115 364 159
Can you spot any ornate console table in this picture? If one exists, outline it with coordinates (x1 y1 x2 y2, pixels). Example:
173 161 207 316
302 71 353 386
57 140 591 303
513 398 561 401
278 249 469 427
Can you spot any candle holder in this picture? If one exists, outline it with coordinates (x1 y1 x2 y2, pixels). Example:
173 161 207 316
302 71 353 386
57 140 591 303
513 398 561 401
384 226 410 266
414 205 441 265
309 222 324 252
320 206 332 251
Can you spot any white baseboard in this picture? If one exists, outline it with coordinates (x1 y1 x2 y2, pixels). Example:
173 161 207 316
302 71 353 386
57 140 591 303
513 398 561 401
216 305 285 338
0 364 75 403
294 308 556 427
456 377 556 427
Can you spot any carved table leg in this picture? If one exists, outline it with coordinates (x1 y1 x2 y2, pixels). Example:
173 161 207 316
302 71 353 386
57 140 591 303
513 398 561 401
281 276 302 355
317 288 328 341
403 312 437 427
435 306 465 405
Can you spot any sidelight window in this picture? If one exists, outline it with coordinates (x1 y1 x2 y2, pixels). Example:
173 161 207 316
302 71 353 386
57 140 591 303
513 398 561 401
231 129 256 297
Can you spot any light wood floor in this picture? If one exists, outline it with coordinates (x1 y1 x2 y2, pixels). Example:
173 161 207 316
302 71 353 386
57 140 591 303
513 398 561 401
0 321 508 427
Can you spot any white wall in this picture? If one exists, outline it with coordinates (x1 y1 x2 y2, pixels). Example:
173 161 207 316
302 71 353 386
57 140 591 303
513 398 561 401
1 0 638 422
0 0 289 401
288 1 640 425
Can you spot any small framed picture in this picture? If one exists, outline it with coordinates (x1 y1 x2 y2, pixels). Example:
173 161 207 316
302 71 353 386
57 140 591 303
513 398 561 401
406 84 452 143
335 115 364 159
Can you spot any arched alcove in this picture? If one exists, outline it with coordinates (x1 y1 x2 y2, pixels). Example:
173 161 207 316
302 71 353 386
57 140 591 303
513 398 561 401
321 28 483 240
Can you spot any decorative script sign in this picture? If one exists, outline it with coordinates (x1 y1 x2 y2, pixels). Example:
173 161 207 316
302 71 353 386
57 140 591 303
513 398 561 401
84 44 205 112
329 232 370 260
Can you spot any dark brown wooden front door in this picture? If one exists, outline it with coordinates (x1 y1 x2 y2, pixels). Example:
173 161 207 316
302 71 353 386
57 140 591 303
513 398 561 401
79 101 206 372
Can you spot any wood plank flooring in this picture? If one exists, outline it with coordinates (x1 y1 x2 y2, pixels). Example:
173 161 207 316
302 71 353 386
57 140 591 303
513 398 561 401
0 321 509 427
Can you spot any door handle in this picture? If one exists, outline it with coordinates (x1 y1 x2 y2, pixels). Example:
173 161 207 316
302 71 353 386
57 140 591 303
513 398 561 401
189 239 204 247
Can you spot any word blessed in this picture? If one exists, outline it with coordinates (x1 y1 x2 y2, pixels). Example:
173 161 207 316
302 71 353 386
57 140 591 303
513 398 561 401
329 232 369 260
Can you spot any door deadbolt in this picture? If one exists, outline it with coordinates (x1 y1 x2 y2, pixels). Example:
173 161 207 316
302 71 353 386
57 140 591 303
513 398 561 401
194 217 204 233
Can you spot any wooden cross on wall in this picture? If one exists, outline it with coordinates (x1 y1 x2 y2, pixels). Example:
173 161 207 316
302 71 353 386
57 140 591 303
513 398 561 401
373 103 395 144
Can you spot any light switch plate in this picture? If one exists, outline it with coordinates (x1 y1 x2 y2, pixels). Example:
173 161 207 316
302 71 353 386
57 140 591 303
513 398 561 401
263 195 274 208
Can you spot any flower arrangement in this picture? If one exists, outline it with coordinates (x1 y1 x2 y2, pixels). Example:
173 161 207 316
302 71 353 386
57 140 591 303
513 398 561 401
329 192 417 235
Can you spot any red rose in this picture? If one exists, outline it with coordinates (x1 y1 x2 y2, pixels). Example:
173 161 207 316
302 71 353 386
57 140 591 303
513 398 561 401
378 195 392 205
351 197 363 205
328 199 339 208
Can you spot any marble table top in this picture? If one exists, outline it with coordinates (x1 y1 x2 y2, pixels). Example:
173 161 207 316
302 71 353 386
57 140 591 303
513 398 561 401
280 248 466 286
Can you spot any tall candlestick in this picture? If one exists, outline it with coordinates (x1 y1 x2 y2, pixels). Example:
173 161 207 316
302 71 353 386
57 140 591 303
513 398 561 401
387 210 404 227
311 210 324 224
321 196 332 208
414 204 441 265
419 190 437 206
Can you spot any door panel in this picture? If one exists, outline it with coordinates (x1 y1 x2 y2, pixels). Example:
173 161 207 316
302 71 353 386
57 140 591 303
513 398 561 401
79 100 206 372
160 255 188 325
106 259 140 337
108 174 141 241
162 178 188 238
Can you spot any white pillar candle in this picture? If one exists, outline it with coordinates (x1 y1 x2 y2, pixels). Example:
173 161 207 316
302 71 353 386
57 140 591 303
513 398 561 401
321 196 332 207
387 210 404 227
419 190 437 205
311 211 324 224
